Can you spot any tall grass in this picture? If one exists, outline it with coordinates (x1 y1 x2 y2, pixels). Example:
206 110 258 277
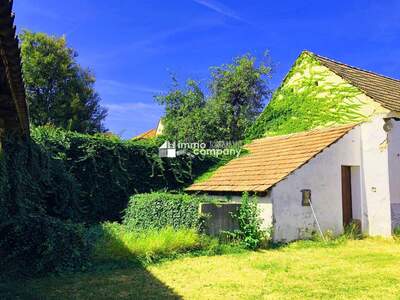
91 222 237 264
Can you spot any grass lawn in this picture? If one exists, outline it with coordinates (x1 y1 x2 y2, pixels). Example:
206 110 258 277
1 238 400 299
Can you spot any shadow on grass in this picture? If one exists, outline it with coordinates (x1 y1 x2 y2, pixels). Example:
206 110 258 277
0 228 183 300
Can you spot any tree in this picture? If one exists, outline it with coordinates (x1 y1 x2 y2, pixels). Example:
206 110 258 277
156 54 272 142
156 77 209 142
20 31 107 133
209 54 272 140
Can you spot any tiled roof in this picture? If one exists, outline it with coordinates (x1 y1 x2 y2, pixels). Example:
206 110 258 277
0 0 30 136
134 128 157 139
187 124 356 193
310 52 400 112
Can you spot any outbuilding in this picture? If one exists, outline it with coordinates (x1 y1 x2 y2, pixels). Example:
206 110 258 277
187 52 400 242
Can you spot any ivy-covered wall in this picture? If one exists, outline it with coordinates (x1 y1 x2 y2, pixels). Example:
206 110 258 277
246 52 389 140
0 127 219 275
0 126 218 224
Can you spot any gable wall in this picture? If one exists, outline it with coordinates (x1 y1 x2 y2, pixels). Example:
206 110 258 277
285 56 390 119
248 53 394 139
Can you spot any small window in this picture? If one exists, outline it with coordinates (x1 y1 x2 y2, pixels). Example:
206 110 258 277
301 189 311 206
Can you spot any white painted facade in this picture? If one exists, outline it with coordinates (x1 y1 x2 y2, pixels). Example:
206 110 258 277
207 117 400 242
388 119 400 229
271 117 400 241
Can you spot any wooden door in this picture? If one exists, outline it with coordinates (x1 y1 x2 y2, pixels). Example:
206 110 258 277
341 166 353 227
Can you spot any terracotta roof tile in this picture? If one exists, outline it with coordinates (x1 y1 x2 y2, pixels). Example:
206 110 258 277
186 124 357 193
310 52 400 112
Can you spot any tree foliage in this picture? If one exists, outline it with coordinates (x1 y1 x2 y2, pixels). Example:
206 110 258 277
20 31 107 133
157 54 273 142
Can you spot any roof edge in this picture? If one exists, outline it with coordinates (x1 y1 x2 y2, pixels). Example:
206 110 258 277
186 123 359 193
306 50 400 83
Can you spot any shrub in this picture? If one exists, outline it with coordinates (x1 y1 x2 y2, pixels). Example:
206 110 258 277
232 192 267 249
31 126 219 222
91 222 207 263
393 226 400 239
123 192 208 231
0 214 93 276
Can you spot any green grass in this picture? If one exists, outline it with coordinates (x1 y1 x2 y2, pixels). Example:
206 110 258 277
90 223 217 264
2 238 400 299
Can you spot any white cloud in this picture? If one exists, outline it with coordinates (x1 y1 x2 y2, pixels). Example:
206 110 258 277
193 0 244 22
104 102 160 113
97 79 164 96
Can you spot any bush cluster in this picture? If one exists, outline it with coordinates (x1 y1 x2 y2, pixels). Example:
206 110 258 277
32 126 218 222
123 192 207 231
231 192 268 249
0 126 219 276
0 214 92 276
0 134 88 276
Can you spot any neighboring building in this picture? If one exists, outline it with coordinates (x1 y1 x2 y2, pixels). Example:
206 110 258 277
187 51 400 242
134 128 157 140
0 0 29 137
134 119 164 140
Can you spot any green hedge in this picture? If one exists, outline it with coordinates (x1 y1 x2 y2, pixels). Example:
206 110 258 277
30 126 218 223
123 192 208 231
0 214 93 276
0 126 219 276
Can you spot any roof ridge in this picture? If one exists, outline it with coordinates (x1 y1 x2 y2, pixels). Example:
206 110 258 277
252 123 358 143
305 50 400 83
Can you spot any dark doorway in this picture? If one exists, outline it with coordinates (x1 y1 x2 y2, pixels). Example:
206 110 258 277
341 166 353 227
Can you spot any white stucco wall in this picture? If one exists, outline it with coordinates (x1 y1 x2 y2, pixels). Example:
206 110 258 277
270 118 394 242
359 118 392 236
388 119 400 229
203 118 399 240
271 127 362 242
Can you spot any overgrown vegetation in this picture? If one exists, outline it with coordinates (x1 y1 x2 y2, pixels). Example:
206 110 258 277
0 133 90 276
91 223 233 264
246 52 367 140
1 215 93 276
157 53 273 142
123 193 208 231
0 127 220 276
230 192 268 249
31 126 218 222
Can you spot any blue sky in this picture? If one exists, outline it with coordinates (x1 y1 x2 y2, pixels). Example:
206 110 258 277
14 0 400 138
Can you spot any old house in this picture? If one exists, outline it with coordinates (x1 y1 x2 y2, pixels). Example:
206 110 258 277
187 51 400 242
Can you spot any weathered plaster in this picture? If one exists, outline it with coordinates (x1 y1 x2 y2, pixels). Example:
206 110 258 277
271 126 361 242
205 119 400 241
